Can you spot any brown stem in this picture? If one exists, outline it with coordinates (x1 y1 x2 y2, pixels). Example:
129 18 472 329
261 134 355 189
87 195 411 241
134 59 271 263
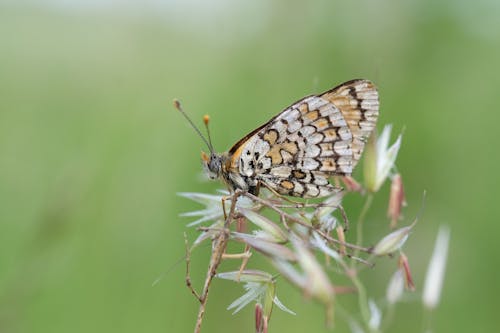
193 191 241 333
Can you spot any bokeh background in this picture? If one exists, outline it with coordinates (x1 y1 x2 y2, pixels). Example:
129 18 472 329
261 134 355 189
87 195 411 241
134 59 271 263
1 1 499 332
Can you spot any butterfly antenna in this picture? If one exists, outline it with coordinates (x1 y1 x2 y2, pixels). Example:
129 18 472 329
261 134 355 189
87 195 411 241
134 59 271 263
203 115 215 152
173 99 213 153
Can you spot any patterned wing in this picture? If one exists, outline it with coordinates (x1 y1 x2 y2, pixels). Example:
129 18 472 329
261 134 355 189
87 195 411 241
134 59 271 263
228 79 379 198
321 79 379 167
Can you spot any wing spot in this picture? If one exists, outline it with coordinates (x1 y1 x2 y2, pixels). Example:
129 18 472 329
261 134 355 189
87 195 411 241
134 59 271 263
263 129 278 145
305 110 319 121
293 170 306 179
299 103 309 114
319 142 334 156
312 117 329 130
281 141 298 155
280 180 294 190
321 159 337 172
266 146 283 164
323 128 338 141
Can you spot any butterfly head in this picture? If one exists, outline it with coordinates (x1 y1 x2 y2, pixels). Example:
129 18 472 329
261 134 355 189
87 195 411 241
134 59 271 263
201 151 223 180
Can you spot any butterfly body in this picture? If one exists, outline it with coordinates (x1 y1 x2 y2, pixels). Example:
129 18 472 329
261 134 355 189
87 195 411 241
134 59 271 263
201 79 379 198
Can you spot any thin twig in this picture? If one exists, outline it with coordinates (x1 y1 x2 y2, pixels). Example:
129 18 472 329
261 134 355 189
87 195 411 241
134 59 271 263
344 254 374 268
221 252 252 260
270 202 340 209
196 226 223 232
280 214 291 232
184 232 201 302
338 205 350 232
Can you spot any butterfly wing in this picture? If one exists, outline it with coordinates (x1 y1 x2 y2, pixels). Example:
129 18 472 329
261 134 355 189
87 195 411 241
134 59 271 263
320 79 379 167
228 79 379 198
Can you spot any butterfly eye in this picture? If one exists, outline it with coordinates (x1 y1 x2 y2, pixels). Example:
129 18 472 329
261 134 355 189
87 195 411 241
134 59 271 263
202 164 217 180
207 154 222 177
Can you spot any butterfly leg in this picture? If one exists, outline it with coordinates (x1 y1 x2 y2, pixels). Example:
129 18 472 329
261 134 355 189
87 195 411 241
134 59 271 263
221 196 229 220
236 244 252 280
258 181 306 207
221 245 252 281
219 197 252 280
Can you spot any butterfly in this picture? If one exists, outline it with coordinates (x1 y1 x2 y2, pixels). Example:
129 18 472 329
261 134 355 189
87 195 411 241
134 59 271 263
177 79 379 198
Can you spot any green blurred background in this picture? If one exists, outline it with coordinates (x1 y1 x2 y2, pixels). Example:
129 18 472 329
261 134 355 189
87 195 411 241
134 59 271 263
1 1 499 332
